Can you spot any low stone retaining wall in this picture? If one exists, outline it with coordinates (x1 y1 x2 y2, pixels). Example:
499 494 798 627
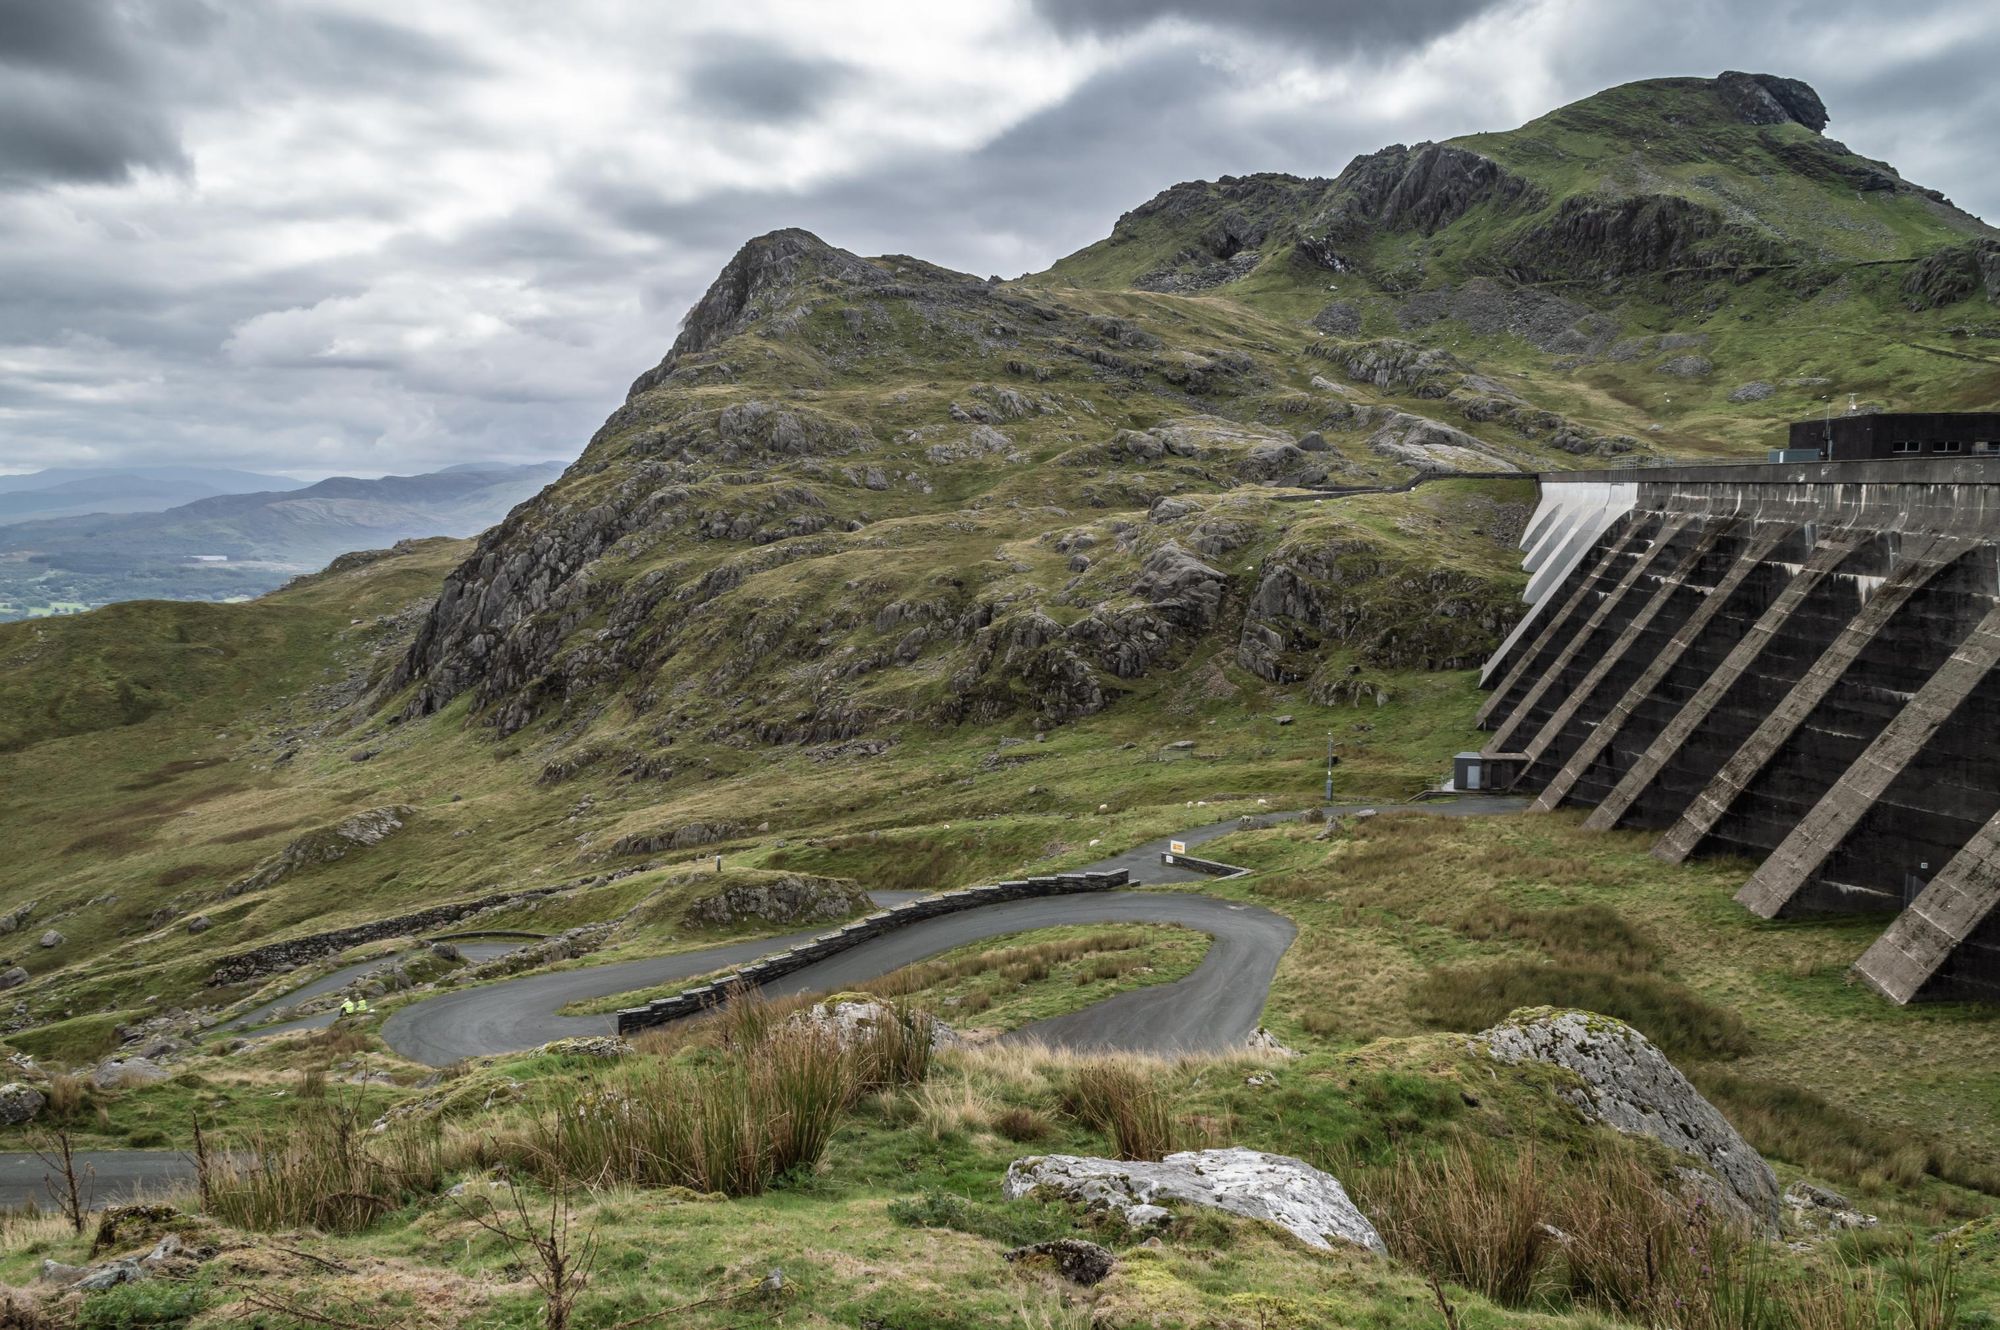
206 887 568 986
1159 851 1249 879
615 870 1129 1035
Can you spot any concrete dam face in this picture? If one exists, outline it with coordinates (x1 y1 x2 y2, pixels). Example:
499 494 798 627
1474 458 2000 1005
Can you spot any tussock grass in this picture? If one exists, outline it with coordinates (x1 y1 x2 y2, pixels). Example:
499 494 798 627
1353 1139 1963 1328
1696 1069 2000 1197
1062 1061 1186 1160
203 1096 455 1234
1412 961 1753 1061
531 997 935 1197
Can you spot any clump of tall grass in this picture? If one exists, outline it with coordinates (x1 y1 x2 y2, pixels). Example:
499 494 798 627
530 996 936 1197
1354 1140 1961 1329
1062 1060 1184 1161
1695 1068 2000 1199
202 1096 450 1233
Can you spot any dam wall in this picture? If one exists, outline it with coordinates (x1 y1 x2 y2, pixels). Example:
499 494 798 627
1475 458 2000 1005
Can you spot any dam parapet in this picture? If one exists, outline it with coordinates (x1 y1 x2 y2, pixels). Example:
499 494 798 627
1475 456 2000 1005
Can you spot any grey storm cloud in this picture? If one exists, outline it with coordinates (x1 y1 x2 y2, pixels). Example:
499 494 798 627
0 0 1996 481
0 0 192 186
1029 0 1506 54
683 36 855 123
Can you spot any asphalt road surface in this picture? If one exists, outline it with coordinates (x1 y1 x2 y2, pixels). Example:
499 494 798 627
380 795 1520 1066
0 795 1522 1207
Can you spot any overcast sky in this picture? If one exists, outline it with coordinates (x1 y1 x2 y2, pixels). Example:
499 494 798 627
3 0 1996 480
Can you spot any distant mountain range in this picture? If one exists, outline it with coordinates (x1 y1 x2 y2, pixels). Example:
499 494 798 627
0 465 307 525
0 460 564 620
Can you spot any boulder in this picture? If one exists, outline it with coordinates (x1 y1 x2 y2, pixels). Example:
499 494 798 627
1003 1147 1384 1254
682 874 870 930
1728 381 1775 403
90 1058 168 1092
0 966 27 990
184 915 212 935
1002 1237 1116 1286
0 1083 46 1125
38 931 63 949
788 999 959 1052
1477 1008 1779 1231
1782 1180 1877 1235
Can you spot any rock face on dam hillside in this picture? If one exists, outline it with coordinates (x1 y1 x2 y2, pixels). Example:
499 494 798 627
1474 458 2000 1004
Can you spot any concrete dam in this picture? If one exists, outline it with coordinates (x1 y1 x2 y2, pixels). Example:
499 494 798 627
1471 458 2000 1005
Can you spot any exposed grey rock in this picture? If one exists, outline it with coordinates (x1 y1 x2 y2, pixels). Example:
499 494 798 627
1365 411 1520 474
1132 542 1227 628
1003 1147 1384 1253
1310 301 1361 335
1656 354 1714 378
682 874 870 929
0 966 27 990
1728 381 1776 403
1783 1180 1878 1235
184 915 212 934
788 999 959 1052
37 930 62 949
537 1036 633 1059
232 806 411 894
1477 1008 1779 1231
1003 1237 1116 1285
91 1057 169 1092
1715 71 1829 133
0 1083 45 1125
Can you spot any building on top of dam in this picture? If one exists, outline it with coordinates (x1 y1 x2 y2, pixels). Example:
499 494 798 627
1784 411 2000 461
1472 452 2000 1005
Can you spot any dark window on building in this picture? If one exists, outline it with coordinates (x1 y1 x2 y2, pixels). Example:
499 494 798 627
1893 440 1922 454
1936 440 1962 454
1975 441 1999 454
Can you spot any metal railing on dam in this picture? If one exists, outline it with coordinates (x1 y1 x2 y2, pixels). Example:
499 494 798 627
1470 455 2000 1006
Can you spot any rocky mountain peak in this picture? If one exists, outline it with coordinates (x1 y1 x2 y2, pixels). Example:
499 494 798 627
1714 71 1828 133
627 228 887 398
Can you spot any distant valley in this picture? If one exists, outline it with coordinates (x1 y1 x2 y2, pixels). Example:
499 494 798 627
0 461 563 620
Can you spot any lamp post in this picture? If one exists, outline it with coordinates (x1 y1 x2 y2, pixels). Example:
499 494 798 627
1324 732 1335 802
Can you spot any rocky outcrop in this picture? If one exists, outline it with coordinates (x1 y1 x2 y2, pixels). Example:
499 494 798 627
628 229 889 396
1901 240 2000 310
1238 535 1522 678
1003 1238 1115 1285
1307 143 1540 255
611 821 738 857
682 875 871 930
1003 1147 1384 1254
0 966 26 990
1365 412 1521 474
1477 1008 1779 1231
1714 71 1828 132
0 1083 45 1125
231 806 410 894
1503 193 1781 282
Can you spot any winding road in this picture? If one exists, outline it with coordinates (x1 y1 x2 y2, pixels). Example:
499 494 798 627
0 797 1522 1208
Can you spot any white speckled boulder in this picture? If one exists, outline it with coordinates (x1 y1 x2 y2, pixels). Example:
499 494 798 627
1003 1147 1384 1254
1478 1007 1778 1231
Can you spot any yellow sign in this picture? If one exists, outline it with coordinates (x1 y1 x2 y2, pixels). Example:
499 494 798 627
1169 840 1187 855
